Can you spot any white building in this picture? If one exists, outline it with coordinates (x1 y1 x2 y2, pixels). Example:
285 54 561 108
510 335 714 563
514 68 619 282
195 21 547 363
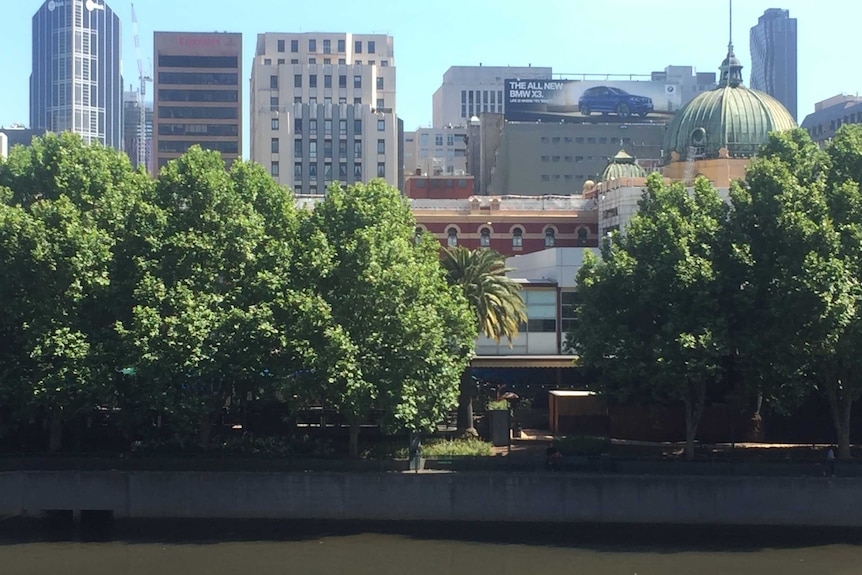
432 65 551 128
250 33 398 194
403 125 468 176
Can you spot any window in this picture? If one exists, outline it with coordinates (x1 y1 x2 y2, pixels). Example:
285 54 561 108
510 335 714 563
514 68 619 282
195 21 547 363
561 291 582 332
277 39 285 52
377 139 385 154
354 75 362 88
337 39 345 52
339 75 347 88
309 141 317 159
264 58 272 65
324 139 332 157
376 98 384 109
290 40 299 52
354 119 362 134
354 97 362 105
381 60 388 67
309 164 317 179
294 96 302 103
376 77 384 89
269 96 279 110
309 119 317 133
339 119 347 135
512 228 523 248
541 155 549 162
354 141 362 158
271 118 279 130
552 156 561 162
447 228 458 247
368 40 376 54
294 74 302 88
577 227 588 246
368 60 375 66
271 138 279 153
447 134 455 146
271 161 279 177
338 163 348 178
309 58 316 64
339 97 347 104
354 40 362 53
309 39 317 52
377 162 385 177
324 119 332 135
480 227 491 247
323 39 331 54
294 139 302 157
544 228 556 247
324 75 332 88
377 119 385 131
338 140 347 156
324 162 332 180
278 58 285 65
338 58 346 65
354 163 362 178
291 59 299 64
435 134 443 146
309 75 317 88
294 163 302 178
294 118 302 134
270 75 278 89
526 290 557 332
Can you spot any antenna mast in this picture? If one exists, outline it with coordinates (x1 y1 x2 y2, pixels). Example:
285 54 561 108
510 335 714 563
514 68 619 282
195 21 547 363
131 3 152 170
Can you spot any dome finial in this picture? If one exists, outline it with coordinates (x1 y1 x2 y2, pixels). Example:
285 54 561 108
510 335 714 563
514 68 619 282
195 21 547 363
719 0 744 88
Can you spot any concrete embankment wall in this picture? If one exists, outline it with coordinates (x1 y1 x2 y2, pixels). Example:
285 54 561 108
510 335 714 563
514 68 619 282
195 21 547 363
0 471 859 526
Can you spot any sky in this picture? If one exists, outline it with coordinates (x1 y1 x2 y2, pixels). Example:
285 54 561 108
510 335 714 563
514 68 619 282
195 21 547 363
0 0 856 159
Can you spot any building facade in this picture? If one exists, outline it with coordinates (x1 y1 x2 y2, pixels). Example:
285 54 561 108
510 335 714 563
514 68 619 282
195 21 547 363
152 32 242 175
30 0 123 149
801 94 862 144
649 65 716 105
123 90 153 172
250 33 397 194
432 65 551 128
750 8 797 120
403 125 468 176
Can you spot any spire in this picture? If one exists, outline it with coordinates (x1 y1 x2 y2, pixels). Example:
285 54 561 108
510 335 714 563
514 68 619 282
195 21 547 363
719 0 744 87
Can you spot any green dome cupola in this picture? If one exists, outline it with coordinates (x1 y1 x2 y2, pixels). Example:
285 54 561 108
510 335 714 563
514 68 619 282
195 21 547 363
662 39 796 163
601 148 647 181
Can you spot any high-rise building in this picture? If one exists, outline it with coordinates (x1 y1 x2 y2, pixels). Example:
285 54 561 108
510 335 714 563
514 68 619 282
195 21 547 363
152 32 242 175
250 33 397 194
432 65 552 128
123 90 153 173
750 8 797 120
403 125 468 176
30 0 123 148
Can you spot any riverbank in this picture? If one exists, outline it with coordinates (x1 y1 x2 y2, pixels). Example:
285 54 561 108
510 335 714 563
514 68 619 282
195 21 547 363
3 470 862 527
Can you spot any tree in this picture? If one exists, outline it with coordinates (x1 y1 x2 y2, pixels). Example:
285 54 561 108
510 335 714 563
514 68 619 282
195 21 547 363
569 173 729 460
441 246 526 435
731 127 862 459
0 133 150 451
306 180 475 456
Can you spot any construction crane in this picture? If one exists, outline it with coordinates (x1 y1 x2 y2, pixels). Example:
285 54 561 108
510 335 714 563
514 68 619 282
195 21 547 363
131 3 152 170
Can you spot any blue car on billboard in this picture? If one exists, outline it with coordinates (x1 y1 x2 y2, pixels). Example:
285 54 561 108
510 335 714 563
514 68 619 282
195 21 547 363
578 86 654 118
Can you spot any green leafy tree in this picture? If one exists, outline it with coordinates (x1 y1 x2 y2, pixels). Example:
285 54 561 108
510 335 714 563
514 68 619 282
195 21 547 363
570 174 729 460
442 246 526 435
307 180 475 456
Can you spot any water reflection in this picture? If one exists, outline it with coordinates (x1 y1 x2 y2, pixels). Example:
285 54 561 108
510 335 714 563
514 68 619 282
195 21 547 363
1 519 861 575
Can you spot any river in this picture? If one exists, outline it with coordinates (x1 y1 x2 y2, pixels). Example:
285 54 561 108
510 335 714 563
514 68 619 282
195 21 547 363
2 519 862 574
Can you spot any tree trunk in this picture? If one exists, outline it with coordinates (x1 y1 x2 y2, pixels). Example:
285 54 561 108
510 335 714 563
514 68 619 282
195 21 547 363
48 408 63 453
825 379 853 460
456 367 475 435
348 420 361 458
682 381 706 461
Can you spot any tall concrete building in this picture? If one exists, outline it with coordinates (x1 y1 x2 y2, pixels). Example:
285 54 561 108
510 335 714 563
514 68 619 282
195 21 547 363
403 125 468 176
30 0 123 148
750 8 797 120
801 94 862 144
152 32 242 174
432 65 551 128
250 33 397 194
123 90 153 173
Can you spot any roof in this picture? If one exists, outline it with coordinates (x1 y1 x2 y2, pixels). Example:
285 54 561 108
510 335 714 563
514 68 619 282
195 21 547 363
471 355 579 368
601 149 648 181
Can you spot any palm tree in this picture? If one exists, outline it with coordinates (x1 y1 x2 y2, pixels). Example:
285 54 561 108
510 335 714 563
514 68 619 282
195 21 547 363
442 246 527 435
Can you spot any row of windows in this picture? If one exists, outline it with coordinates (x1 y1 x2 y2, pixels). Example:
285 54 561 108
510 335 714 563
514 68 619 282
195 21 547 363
263 57 389 67
290 118 385 135
277 38 378 55
158 140 239 154
158 72 238 86
158 89 238 103
266 96 385 109
158 106 238 119
158 123 239 137
460 89 504 118
290 138 386 157
441 227 561 249
158 55 238 69
274 74 382 89
540 174 592 182
418 133 466 147
539 136 633 145
271 161 385 178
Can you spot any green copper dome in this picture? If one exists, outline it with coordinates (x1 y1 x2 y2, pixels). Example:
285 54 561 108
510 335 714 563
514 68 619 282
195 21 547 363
601 149 647 181
663 44 796 162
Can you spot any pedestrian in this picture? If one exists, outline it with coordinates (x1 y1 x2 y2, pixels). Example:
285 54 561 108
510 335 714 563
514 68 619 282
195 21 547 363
546 440 563 471
826 445 836 477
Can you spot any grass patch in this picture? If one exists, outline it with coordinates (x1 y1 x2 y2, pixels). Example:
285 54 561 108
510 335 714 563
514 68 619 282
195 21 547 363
420 438 494 457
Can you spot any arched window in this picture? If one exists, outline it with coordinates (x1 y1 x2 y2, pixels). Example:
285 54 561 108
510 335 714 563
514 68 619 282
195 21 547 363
577 227 588 246
544 228 556 248
447 228 458 247
512 227 523 248
480 227 491 247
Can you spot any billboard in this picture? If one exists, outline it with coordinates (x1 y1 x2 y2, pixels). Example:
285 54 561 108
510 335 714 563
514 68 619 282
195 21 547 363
504 79 682 123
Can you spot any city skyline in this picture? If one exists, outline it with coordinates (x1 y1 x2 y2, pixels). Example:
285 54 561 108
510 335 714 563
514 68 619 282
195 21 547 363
0 0 853 160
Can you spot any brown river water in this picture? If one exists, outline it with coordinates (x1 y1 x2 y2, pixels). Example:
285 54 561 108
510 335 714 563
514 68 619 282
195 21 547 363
2 519 862 575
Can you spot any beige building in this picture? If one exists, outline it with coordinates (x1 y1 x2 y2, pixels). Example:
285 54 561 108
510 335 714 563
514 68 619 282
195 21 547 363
152 32 243 175
250 33 398 194
403 125 468 176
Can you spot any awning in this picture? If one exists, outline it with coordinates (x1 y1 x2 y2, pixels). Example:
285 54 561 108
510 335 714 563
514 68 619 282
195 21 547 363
470 355 579 369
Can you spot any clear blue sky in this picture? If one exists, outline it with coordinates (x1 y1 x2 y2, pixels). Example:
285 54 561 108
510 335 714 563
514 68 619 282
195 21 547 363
0 0 854 159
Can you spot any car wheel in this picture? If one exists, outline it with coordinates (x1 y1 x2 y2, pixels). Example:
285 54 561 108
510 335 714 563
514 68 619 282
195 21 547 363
616 103 631 118
580 105 591 116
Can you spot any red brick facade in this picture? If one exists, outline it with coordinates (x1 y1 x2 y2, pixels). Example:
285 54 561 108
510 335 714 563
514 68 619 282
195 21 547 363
404 175 475 199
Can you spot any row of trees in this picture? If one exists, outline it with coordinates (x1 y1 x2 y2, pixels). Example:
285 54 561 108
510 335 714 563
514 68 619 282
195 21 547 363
570 126 862 459
0 134 484 455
